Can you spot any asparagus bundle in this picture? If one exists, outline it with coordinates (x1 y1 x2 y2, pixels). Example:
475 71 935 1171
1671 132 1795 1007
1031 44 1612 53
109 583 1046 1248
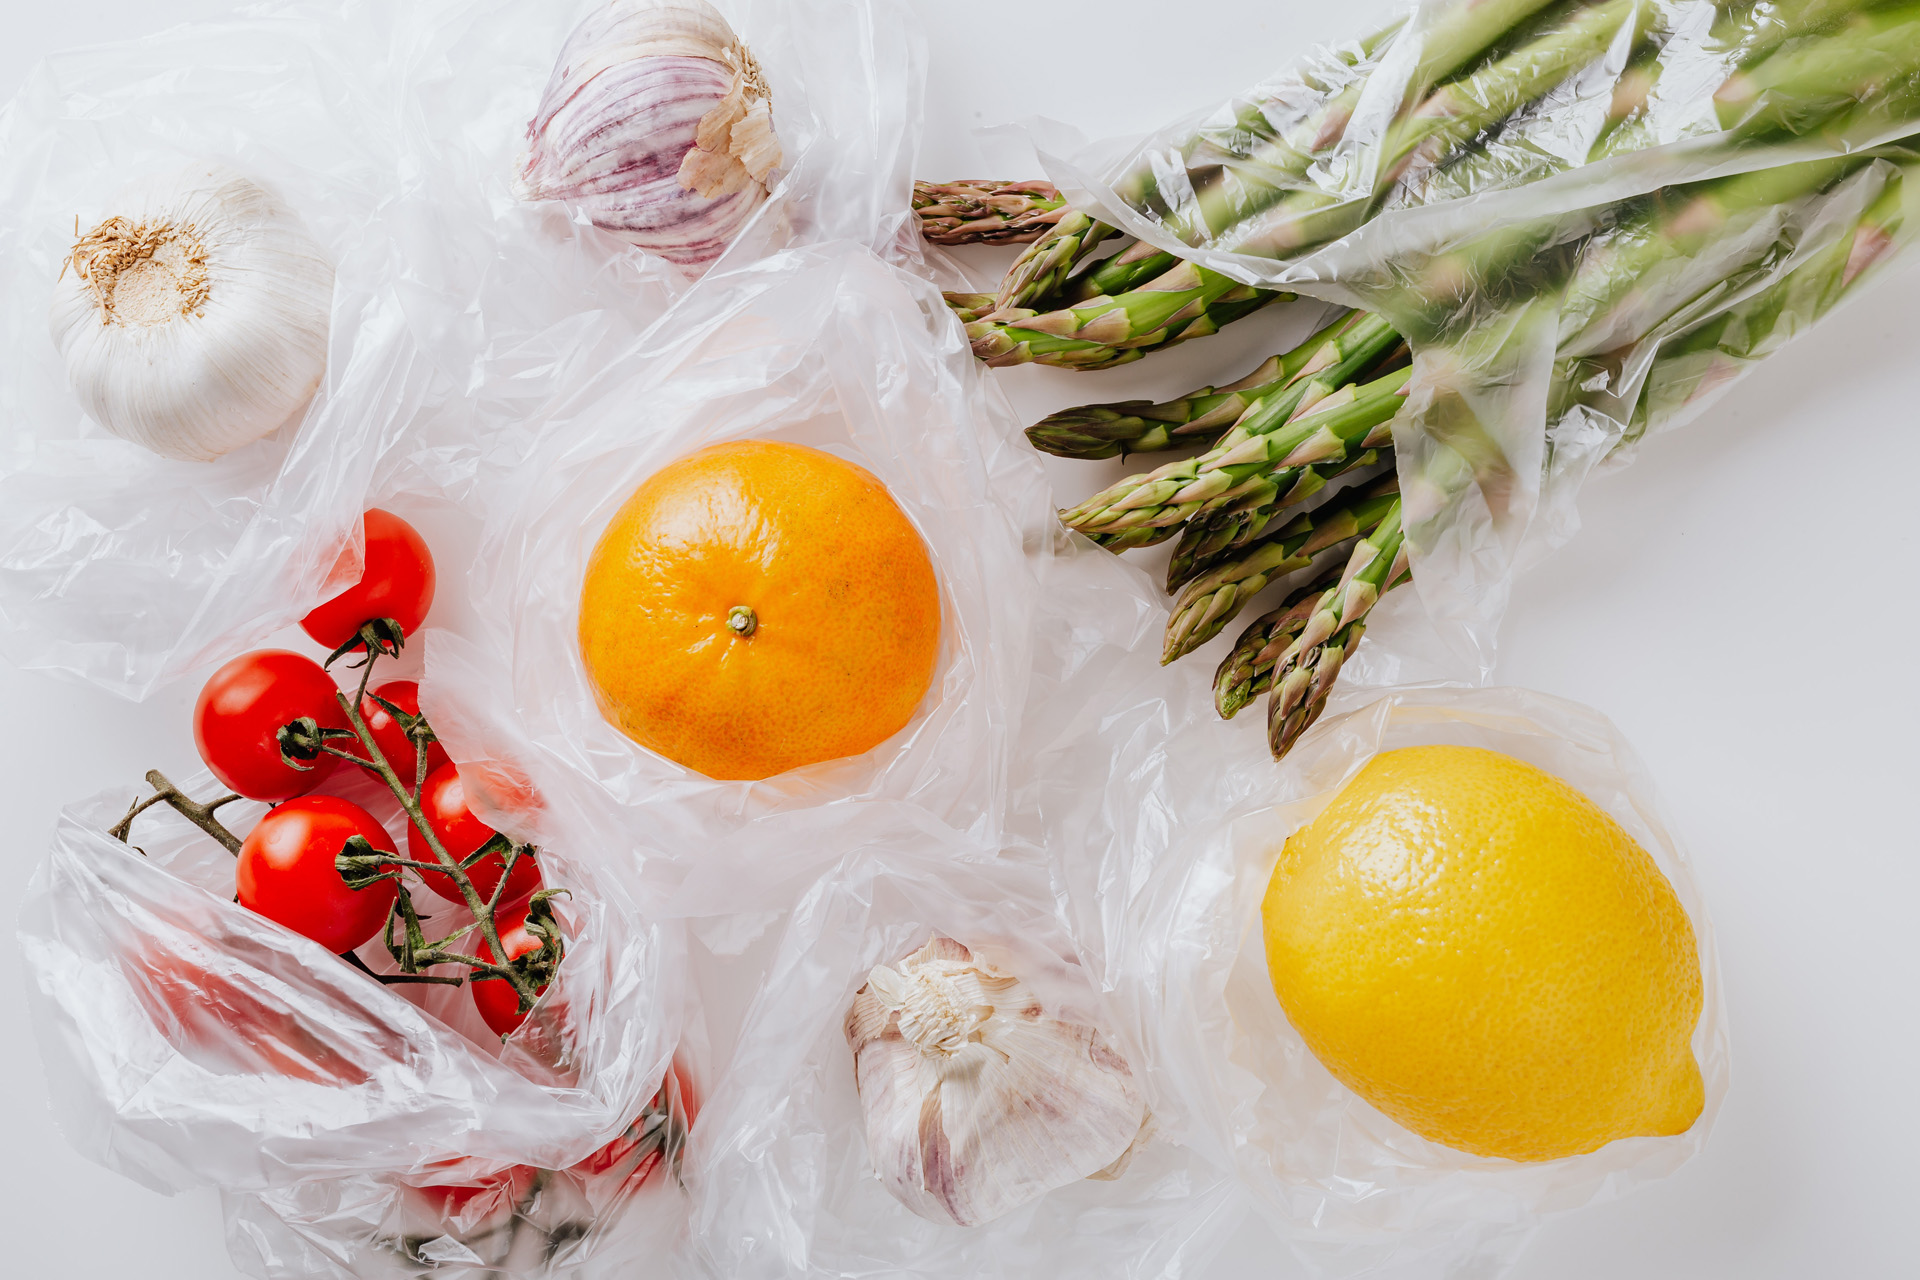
1163 474 1400 662
918 0 1920 762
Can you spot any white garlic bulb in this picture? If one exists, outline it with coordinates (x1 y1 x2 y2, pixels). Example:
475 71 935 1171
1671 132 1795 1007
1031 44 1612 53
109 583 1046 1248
48 163 334 463
517 0 782 272
844 936 1149 1227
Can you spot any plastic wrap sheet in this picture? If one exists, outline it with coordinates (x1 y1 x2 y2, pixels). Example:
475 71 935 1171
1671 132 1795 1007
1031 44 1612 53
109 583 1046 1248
416 240 1067 917
1020 651 1729 1277
19 763 687 1277
377 0 925 508
686 834 1248 1280
1036 0 1920 668
0 0 917 699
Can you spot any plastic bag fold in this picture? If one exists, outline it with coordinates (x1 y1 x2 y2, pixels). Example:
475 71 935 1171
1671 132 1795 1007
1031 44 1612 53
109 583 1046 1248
19 760 687 1276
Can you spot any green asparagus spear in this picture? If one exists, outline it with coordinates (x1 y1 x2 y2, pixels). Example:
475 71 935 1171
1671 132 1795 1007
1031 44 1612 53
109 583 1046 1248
993 210 1121 312
1057 240 1182 304
1267 499 1411 758
913 181 1068 246
943 292 998 324
1715 7 1920 139
1166 443 1391 587
1229 0 1655 257
1620 162 1910 437
1557 152 1865 355
1163 475 1400 662
968 260 1288 369
1177 0 1567 243
1024 312 1353 459
1060 365 1411 540
1212 568 1340 719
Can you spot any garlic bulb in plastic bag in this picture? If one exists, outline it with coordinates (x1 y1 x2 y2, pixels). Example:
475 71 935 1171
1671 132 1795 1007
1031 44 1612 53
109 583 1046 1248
844 936 1149 1227
518 0 783 272
47 162 333 462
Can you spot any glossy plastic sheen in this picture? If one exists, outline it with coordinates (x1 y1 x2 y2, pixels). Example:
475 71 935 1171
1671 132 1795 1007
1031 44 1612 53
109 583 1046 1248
0 0 918 700
1038 0 1920 670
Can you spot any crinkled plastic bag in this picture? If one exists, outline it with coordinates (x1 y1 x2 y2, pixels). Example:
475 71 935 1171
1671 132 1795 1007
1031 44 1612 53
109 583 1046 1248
19 763 688 1279
418 241 1063 916
686 830 1248 1280
0 0 917 699
1035 0 1920 667
1025 664 1728 1277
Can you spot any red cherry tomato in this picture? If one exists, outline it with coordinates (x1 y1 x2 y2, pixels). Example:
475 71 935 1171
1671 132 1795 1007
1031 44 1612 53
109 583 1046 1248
300 509 436 650
573 1061 698 1188
359 681 451 784
124 946 371 1088
409 763 542 907
406 1165 537 1236
237 796 399 953
194 650 348 801
470 906 549 1038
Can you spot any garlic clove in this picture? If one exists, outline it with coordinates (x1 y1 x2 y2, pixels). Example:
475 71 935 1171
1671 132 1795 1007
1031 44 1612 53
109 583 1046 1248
729 99 782 183
48 163 333 463
845 936 1149 1228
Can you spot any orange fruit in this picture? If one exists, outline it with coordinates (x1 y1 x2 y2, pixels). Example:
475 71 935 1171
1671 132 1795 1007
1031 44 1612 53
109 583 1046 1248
578 440 941 781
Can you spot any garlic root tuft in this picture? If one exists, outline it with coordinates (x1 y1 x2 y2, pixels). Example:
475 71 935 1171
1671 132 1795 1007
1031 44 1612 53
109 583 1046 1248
48 163 333 463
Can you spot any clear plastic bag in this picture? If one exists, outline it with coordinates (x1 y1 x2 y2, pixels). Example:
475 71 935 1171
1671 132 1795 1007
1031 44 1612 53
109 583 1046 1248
19 765 689 1278
0 0 918 699
1034 0 1920 667
685 832 1250 1280
1028 673 1728 1278
415 240 1070 916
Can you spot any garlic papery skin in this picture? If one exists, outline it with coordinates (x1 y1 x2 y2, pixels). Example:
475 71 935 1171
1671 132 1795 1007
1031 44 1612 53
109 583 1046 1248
517 0 782 272
48 164 333 464
844 936 1148 1228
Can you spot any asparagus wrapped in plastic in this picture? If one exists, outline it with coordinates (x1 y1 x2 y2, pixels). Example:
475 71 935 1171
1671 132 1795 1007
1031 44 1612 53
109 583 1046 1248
1211 570 1339 720
1163 474 1399 662
1059 362 1409 544
1025 312 1353 459
1267 498 1410 758
967 260 1288 370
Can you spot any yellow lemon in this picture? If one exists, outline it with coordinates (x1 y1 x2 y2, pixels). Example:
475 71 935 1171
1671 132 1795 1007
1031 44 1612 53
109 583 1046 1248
1261 744 1704 1162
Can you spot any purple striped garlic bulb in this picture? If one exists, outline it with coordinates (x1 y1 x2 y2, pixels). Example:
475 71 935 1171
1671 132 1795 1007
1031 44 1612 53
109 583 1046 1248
517 0 782 272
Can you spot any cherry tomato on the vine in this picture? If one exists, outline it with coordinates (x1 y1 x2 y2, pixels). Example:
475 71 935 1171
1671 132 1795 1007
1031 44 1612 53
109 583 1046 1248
237 796 399 953
470 904 550 1038
359 681 451 784
124 946 371 1088
573 1061 698 1188
194 650 348 801
405 1165 538 1236
409 763 542 907
301 509 436 650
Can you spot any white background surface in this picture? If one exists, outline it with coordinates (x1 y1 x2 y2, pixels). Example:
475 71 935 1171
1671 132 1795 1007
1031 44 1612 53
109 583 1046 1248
2 1 1916 1277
